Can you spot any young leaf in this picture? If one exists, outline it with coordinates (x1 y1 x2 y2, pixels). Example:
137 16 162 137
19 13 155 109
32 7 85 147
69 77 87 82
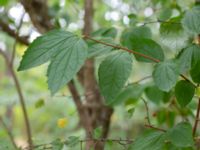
128 131 166 150
182 6 200 34
166 122 194 148
18 29 75 71
153 60 179 92
98 51 132 104
175 80 195 107
47 38 87 94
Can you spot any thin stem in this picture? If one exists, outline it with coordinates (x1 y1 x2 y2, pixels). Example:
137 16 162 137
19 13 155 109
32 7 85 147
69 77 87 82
0 116 18 149
193 98 200 137
84 35 160 63
141 97 151 125
0 49 33 149
84 35 196 87
144 124 166 132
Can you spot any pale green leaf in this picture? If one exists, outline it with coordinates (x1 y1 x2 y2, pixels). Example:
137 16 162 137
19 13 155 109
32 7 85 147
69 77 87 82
182 6 200 34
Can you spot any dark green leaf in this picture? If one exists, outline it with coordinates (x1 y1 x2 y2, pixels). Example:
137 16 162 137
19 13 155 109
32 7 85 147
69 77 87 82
153 60 179 92
129 131 166 150
98 51 132 104
182 6 200 34
175 80 195 107
160 16 183 37
190 60 200 83
121 26 152 47
145 85 165 104
166 122 194 147
128 38 164 62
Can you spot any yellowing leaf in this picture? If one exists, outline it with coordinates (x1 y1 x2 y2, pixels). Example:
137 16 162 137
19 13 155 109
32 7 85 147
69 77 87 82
57 118 68 128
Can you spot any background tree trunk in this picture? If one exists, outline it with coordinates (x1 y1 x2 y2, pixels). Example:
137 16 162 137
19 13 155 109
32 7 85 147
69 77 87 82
81 0 113 150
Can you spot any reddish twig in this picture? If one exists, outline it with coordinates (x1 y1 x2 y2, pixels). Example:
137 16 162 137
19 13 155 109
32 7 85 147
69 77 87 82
193 98 200 137
144 124 166 132
84 35 196 87
141 97 151 125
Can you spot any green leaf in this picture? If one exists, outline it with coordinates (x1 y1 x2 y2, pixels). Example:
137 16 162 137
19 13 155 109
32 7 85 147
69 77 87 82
182 6 200 34
190 60 200 83
158 8 172 21
166 122 194 148
51 139 64 150
129 131 166 150
47 38 87 94
121 26 152 47
159 16 189 51
19 29 88 94
93 127 102 139
18 29 75 71
160 16 183 37
92 27 117 38
128 38 164 62
87 38 114 58
177 44 200 73
98 51 132 104
145 86 165 104
153 60 179 92
110 83 145 106
65 136 80 147
35 99 45 109
0 0 8 6
175 80 195 107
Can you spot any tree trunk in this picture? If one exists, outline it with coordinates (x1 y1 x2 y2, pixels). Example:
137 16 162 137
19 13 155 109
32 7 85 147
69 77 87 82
82 0 113 150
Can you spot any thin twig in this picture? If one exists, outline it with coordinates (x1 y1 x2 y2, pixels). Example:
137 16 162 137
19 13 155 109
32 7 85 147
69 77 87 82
84 35 160 63
84 36 197 87
0 48 33 149
193 98 200 137
141 97 151 125
144 124 166 132
0 116 18 149
142 19 181 26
